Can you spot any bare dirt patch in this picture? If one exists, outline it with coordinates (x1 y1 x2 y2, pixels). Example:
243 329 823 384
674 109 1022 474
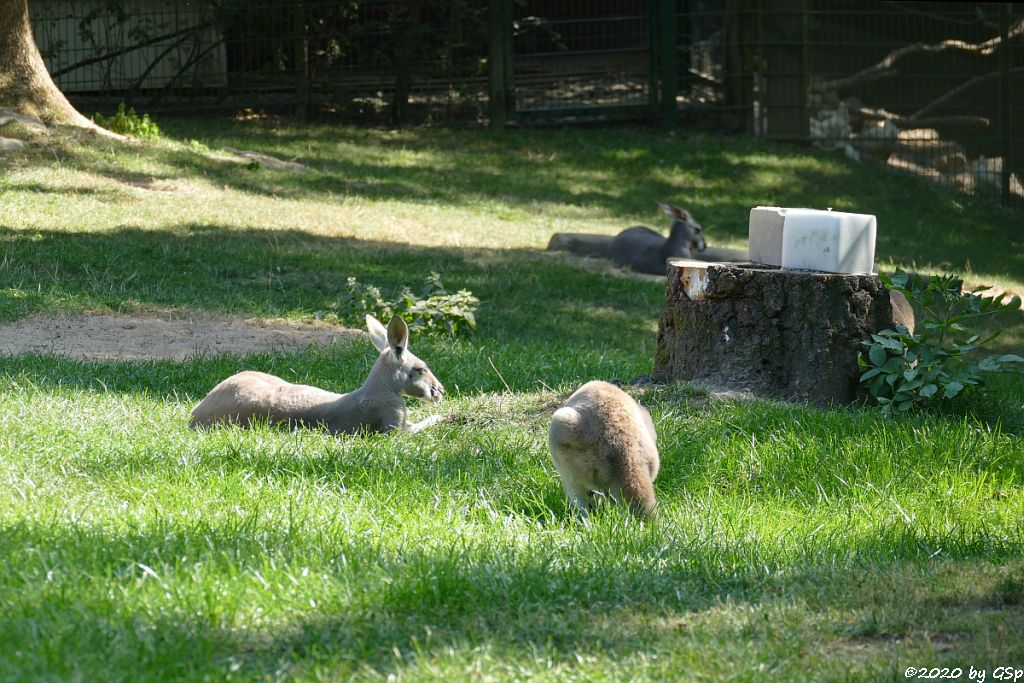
0 312 361 362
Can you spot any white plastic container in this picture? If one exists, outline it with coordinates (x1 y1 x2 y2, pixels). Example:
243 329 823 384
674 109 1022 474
779 209 876 274
748 206 787 266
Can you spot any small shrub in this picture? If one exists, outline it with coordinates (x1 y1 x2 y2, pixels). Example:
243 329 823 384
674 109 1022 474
859 270 1023 413
187 138 211 154
397 272 479 336
323 273 478 337
93 104 161 139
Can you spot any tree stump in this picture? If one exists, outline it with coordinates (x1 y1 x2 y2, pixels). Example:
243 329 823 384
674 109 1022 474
653 260 895 406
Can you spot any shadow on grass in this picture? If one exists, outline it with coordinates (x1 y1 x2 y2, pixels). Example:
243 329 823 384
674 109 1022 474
0 223 660 334
0 222 662 403
27 120 1024 283
1 517 1021 679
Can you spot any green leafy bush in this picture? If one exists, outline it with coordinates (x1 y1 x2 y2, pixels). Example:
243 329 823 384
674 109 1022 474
93 104 161 139
324 273 478 337
859 270 1023 413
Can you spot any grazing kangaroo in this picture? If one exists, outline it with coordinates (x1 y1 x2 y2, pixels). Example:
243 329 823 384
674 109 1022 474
609 203 707 275
189 315 446 435
548 380 660 517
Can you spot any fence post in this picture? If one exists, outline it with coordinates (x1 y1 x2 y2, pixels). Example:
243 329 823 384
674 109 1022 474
1000 3 1012 206
294 3 309 122
763 0 808 140
659 0 678 132
489 0 512 128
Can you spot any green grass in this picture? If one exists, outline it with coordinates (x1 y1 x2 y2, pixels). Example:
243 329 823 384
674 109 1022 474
0 119 1023 681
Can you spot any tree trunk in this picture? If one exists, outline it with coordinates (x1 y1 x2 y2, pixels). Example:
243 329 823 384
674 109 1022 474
0 0 96 127
653 260 895 406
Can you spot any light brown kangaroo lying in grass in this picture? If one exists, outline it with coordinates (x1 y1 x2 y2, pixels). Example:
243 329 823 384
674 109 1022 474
548 380 660 517
190 315 446 435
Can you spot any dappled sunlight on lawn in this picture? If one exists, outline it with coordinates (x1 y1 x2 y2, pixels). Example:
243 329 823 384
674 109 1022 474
1 117 1023 679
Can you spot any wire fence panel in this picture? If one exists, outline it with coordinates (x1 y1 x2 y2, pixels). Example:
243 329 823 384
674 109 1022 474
29 0 1022 204
511 0 652 117
798 1 1022 204
33 0 490 123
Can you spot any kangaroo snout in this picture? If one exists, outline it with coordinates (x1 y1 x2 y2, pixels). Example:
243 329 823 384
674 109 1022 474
691 225 707 253
427 377 445 403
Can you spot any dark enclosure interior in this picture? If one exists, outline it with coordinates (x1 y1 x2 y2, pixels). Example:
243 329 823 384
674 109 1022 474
31 0 1023 204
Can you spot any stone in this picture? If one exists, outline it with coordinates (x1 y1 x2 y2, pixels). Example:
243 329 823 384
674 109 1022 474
653 260 894 406
0 108 48 134
780 209 876 274
0 137 26 153
748 206 786 266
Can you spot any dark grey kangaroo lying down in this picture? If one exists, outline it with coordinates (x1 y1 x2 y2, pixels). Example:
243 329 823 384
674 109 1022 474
609 203 707 275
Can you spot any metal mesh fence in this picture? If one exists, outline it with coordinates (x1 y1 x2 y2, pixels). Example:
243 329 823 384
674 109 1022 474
29 0 1023 204
800 1 1022 202
32 0 490 123
511 0 651 116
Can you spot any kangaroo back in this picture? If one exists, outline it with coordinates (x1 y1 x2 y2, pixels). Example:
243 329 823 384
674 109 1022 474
548 380 659 517
608 203 706 275
190 315 446 435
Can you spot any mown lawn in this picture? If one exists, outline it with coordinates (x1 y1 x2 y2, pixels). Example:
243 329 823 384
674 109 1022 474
0 118 1022 681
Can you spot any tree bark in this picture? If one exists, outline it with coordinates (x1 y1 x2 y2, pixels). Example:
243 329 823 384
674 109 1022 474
0 0 98 128
653 260 895 406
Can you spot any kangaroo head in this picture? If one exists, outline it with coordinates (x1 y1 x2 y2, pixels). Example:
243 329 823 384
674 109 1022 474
366 315 445 403
659 202 706 254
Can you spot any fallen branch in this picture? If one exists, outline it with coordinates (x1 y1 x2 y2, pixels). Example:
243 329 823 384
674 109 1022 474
912 66 1024 119
816 19 1024 93
51 23 212 78
150 39 225 108
850 106 990 129
128 34 191 95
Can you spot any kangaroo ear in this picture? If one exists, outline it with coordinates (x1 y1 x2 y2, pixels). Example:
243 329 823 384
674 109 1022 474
658 202 674 218
386 316 409 358
366 315 389 352
670 204 691 220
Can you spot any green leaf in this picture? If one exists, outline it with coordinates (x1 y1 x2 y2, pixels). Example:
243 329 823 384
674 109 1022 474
903 369 918 381
860 367 883 381
883 357 905 373
887 270 909 289
879 336 904 351
868 345 887 367
897 379 923 392
943 381 964 398
978 356 1000 372
920 384 938 398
